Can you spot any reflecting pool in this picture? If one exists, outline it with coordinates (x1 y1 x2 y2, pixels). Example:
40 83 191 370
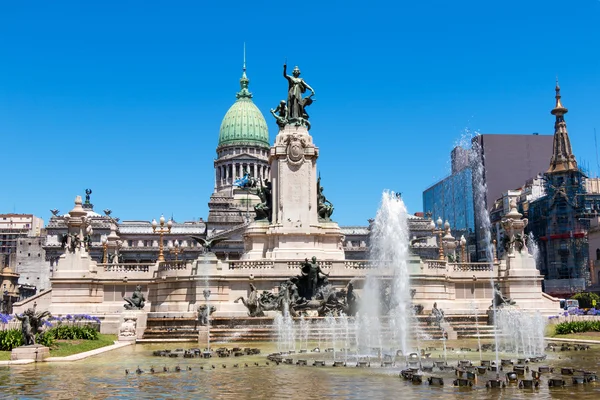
1 341 600 399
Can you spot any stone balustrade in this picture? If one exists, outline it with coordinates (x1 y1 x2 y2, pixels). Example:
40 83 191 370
228 260 275 269
99 263 153 273
426 261 447 270
159 260 189 271
287 261 334 269
451 262 494 272
344 261 373 269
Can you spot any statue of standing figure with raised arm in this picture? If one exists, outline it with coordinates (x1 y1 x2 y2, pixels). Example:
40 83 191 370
283 63 315 128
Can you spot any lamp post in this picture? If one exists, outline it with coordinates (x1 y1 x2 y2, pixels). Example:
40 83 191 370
168 240 183 261
101 236 108 263
460 235 467 262
429 217 445 260
152 215 172 262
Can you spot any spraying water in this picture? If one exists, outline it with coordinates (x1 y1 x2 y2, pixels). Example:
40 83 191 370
360 190 412 356
496 308 546 357
469 136 501 373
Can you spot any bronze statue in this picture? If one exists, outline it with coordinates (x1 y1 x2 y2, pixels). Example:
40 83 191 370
283 63 315 126
83 234 92 251
190 236 227 253
17 314 35 345
492 283 515 308
124 285 146 310
235 283 287 317
270 100 288 128
69 233 81 253
430 302 445 328
60 234 69 250
197 305 216 326
85 189 92 204
15 307 51 346
301 256 329 300
253 179 272 222
317 176 334 221
346 282 358 316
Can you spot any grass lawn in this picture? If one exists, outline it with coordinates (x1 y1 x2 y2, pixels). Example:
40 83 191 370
0 334 117 361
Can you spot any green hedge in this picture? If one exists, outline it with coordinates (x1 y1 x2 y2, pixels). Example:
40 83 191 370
554 320 600 335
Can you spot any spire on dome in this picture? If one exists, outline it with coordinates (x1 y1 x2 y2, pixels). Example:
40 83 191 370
236 43 252 99
547 80 578 174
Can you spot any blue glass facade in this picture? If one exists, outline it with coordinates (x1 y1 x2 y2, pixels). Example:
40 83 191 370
423 167 475 236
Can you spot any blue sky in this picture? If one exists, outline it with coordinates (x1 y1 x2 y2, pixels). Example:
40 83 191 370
1 1 599 226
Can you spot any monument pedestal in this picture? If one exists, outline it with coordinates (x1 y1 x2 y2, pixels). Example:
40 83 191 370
198 326 209 346
243 124 344 261
118 310 147 342
11 344 50 362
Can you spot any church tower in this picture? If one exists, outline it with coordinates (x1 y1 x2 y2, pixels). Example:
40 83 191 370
528 82 589 293
206 56 271 260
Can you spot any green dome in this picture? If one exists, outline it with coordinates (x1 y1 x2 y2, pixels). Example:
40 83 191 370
218 68 269 148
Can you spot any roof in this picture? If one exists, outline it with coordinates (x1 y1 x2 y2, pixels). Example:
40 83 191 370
217 66 269 148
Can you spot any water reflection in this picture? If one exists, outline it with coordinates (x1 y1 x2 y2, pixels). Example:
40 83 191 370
0 343 599 399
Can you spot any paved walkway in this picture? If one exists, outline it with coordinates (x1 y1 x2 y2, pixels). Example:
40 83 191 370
0 341 133 365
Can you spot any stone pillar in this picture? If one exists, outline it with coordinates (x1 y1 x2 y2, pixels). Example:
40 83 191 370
270 125 318 225
242 124 345 261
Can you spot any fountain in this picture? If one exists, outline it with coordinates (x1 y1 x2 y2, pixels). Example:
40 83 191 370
470 300 483 361
202 289 211 352
360 190 412 357
470 137 502 379
495 308 546 357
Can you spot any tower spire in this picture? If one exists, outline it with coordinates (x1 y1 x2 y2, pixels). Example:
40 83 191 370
236 43 252 99
547 80 577 173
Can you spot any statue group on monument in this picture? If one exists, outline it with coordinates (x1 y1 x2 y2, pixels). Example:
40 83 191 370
317 176 334 221
271 63 315 129
235 257 359 317
253 178 273 222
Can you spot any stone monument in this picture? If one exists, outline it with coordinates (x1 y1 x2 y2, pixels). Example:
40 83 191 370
243 63 345 260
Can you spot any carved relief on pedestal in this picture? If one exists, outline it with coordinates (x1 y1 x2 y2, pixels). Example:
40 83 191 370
285 133 307 167
118 315 137 337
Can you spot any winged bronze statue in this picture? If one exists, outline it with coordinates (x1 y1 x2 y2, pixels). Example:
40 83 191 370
190 236 227 253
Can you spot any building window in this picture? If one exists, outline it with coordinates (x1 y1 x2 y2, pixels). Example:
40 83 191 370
597 248 600 261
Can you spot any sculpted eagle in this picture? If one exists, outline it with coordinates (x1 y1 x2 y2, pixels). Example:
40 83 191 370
190 236 227 253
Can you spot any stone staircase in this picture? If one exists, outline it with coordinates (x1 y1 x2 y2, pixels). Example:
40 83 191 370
142 315 497 343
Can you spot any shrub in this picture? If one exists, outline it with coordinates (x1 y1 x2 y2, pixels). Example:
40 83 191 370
555 320 600 335
0 329 23 351
46 325 99 341
36 331 55 347
572 292 600 309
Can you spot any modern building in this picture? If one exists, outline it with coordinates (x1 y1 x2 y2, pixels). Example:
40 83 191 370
423 133 553 261
527 83 600 296
423 167 476 260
